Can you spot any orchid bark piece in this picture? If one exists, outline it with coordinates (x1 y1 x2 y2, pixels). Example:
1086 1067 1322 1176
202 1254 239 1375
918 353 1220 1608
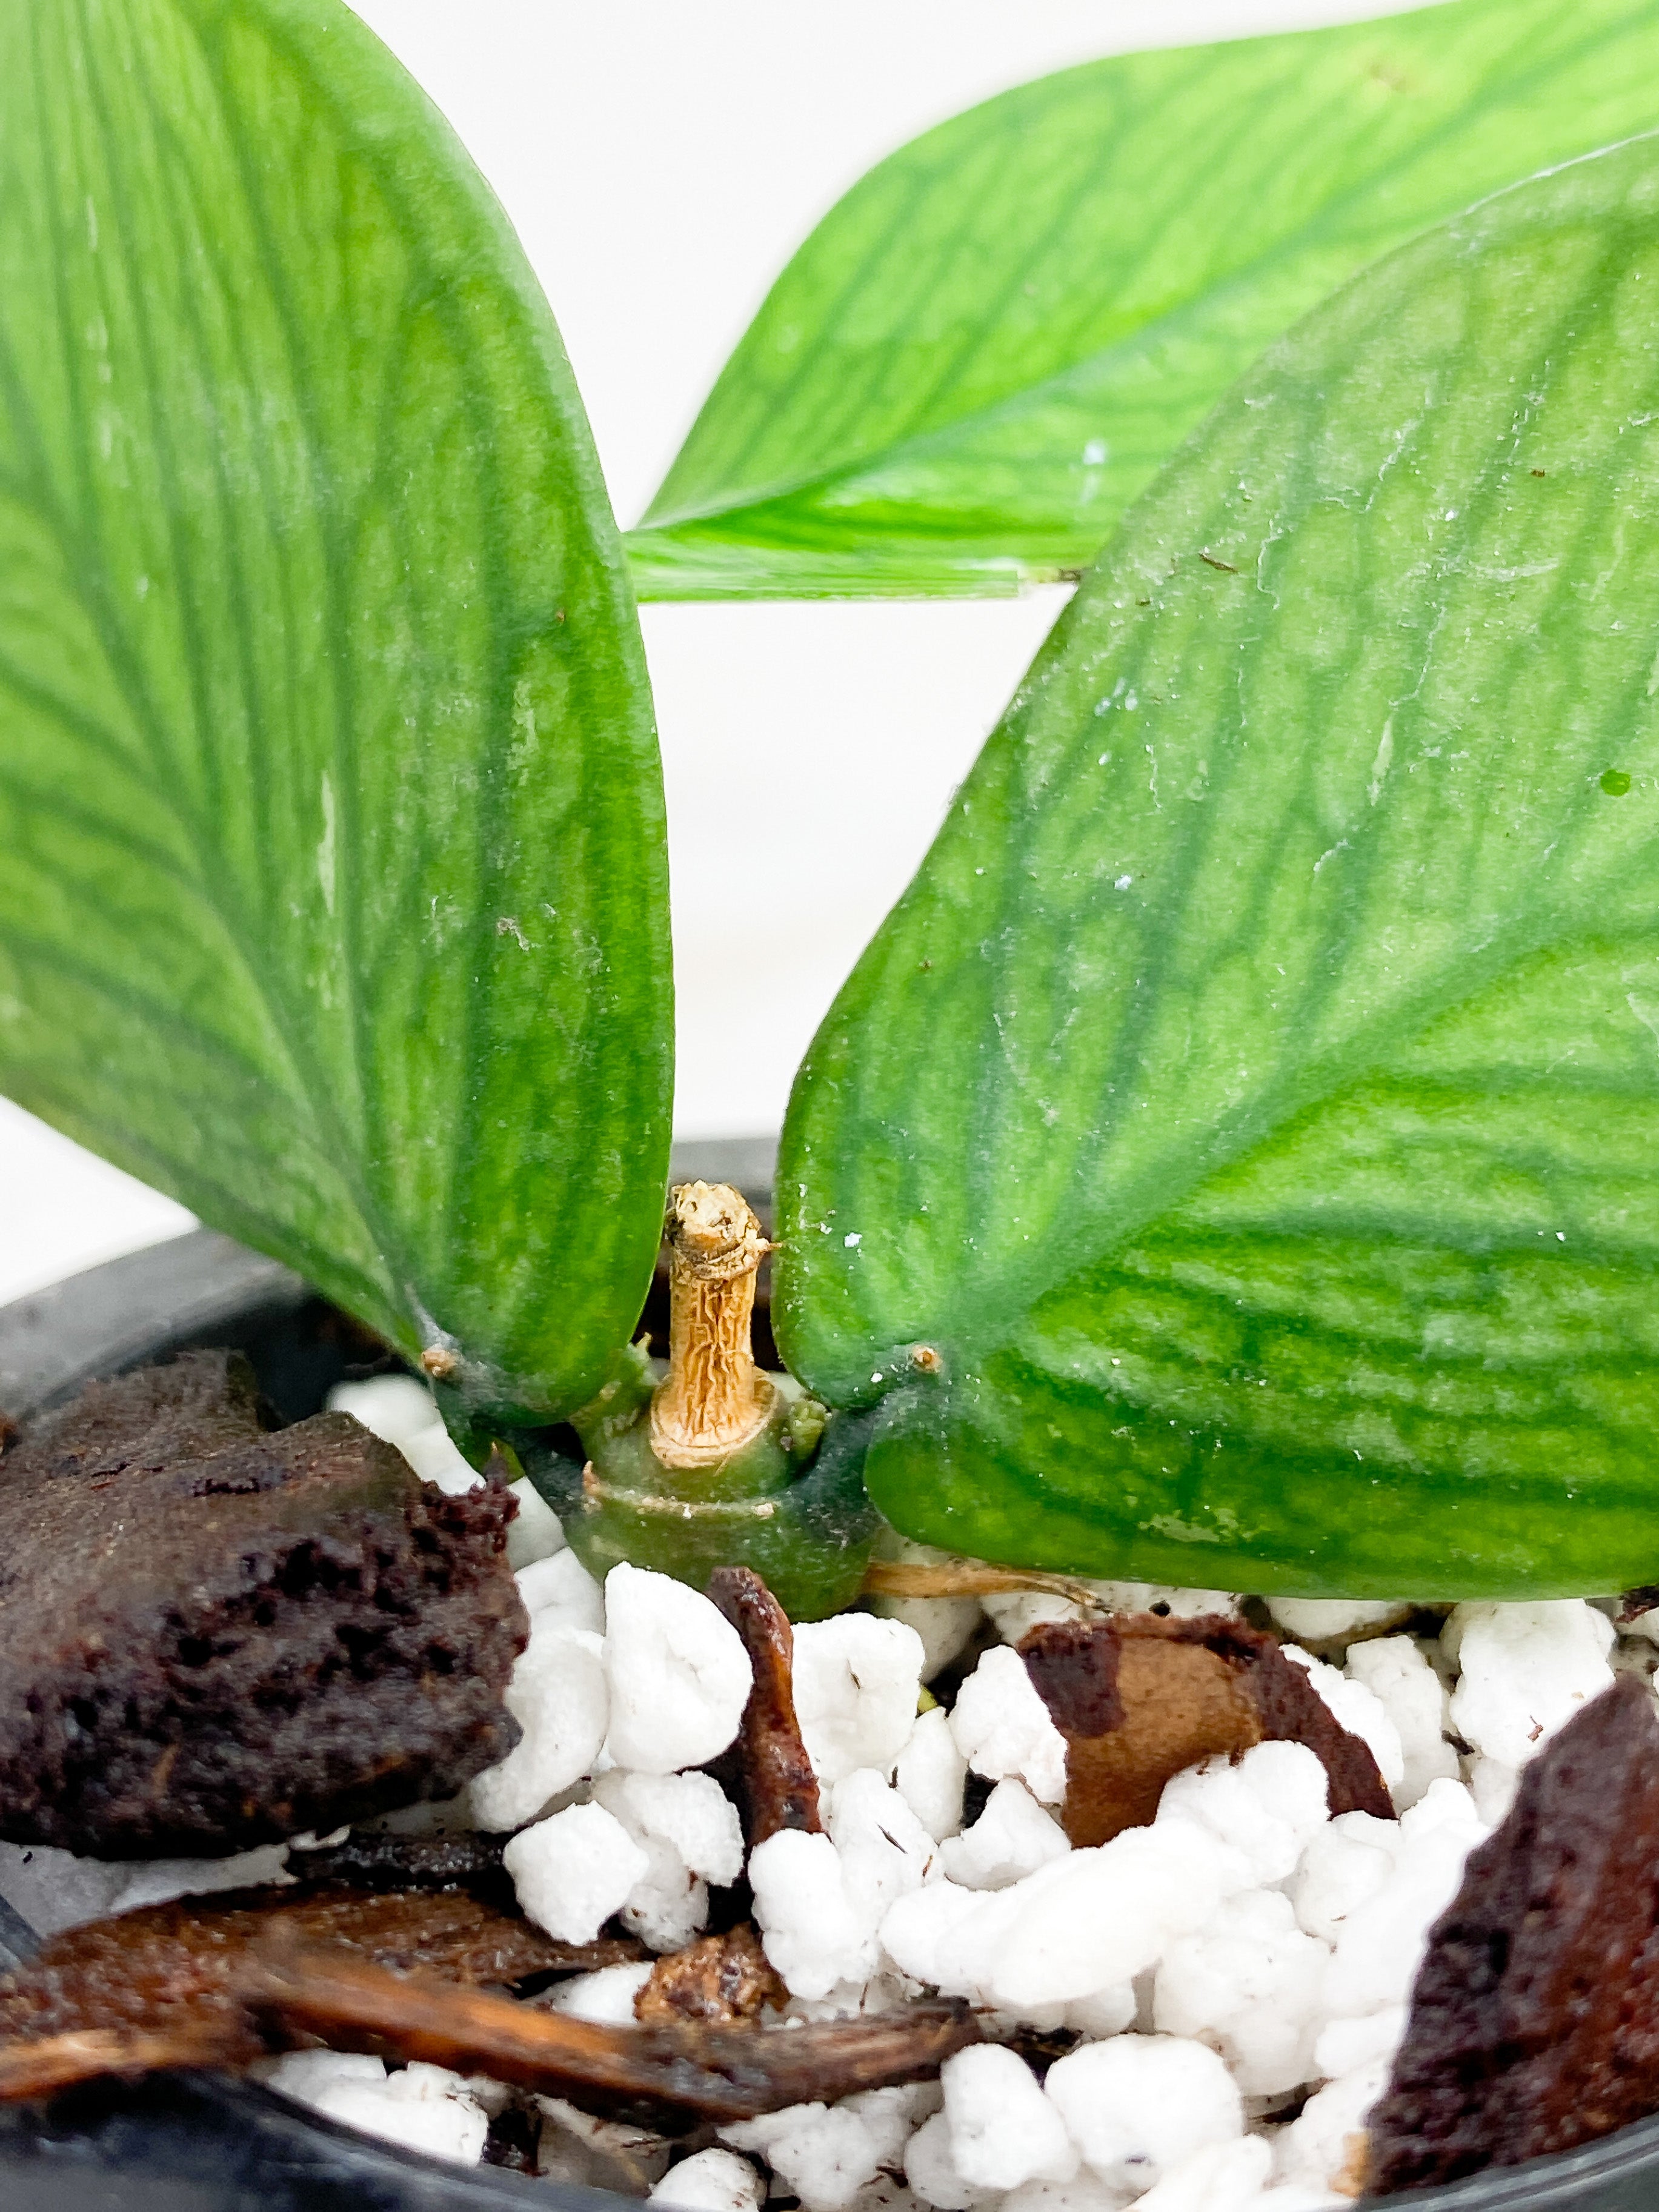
258 1948 978 2129
0 1879 630 2096
1367 1676 1659 2192
1019 1614 1392 1846
540 1184 879 1621
706 1566 823 1847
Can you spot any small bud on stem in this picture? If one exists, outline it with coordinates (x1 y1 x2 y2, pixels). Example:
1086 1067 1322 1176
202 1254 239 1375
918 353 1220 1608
650 1183 775 1470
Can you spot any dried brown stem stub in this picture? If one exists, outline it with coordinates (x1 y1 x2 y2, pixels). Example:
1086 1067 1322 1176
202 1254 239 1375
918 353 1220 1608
650 1183 775 1469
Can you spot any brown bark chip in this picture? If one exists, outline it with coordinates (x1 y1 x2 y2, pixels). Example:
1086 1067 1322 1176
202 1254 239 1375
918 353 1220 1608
1019 1613 1392 1847
0 1880 609 2080
634 1925 786 2027
0 1356 529 1855
259 1948 979 2130
1 1349 268 1484
706 1567 821 1845
1366 1676 1659 2194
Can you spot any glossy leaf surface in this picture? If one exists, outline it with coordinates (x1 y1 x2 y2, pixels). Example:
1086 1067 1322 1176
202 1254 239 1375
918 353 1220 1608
630 0 1659 599
777 135 1659 1596
0 0 671 1418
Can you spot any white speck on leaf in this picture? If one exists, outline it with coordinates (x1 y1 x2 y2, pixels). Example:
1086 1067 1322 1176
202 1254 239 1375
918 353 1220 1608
497 916 532 952
1368 716 1394 805
844 1232 861 1247
1115 874 1132 889
316 773 336 917
508 675 539 772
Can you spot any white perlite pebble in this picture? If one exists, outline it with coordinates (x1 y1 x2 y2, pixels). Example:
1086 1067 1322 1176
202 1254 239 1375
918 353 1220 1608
470 1619 608 1832
1312 1782 1489 2025
1446 1601 1614 1769
594 1770 746 1887
883 1818 1220 2014
1280 1646 1403 1789
866 1539 984 1681
1275 2059 1389 2191
1266 1599 1411 1645
401 1423 486 1495
504 1801 649 1944
1044 2034 1243 2195
267 2051 489 2166
940 2046 1077 2190
259 2048 387 2103
1153 1888 1329 2097
517 1548 606 1636
750 1827 878 1999
1155 1740 1329 1894
506 1478 567 1569
1465 1755 1520 1826
896 1707 969 1841
594 1768 746 1952
604 1565 753 1774
1063 1984 1138 2039
905 2111 994 2210
1135 2133 1272 2212
1313 2004 1406 2081
722 2093 914 2212
940 1779 1070 1891
793 1615 926 1782
537 2093 675 2188
1000 2174 1129 2212
982 1586 1238 1647
1343 1637 1458 1810
830 1768 943 1927
540 1961 655 2024
326 1375 441 1449
651 2148 765 2212
869 1591 982 1682
879 1876 1001 2004
1286 1812 1396 1947
948 1646 1068 1805
980 1589 1088 1646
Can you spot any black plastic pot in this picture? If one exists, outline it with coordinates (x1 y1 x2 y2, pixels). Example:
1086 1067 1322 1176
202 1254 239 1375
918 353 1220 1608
2 1160 1658 2211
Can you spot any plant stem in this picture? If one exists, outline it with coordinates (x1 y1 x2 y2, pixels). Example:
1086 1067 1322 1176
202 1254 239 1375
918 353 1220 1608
650 1183 775 1469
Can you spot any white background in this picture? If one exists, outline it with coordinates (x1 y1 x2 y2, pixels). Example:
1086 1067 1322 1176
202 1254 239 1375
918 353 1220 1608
0 0 1425 1303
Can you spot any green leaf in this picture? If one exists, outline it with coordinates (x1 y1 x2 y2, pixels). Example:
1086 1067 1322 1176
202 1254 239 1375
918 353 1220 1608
628 0 1659 601
776 133 1659 1599
0 0 671 1420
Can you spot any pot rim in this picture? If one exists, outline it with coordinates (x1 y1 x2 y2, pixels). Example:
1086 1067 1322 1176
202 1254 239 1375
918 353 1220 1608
0 1157 1652 2212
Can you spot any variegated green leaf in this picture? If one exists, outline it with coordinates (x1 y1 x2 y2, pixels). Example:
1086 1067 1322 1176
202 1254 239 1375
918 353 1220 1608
777 135 1659 1596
